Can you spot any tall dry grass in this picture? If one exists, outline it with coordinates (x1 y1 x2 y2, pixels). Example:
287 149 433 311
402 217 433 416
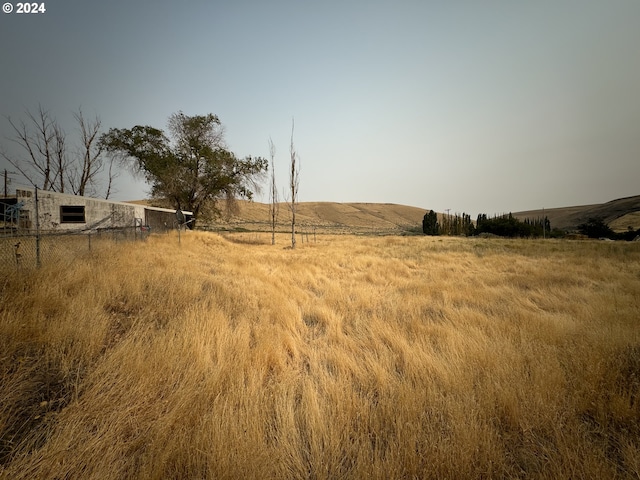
1 232 639 479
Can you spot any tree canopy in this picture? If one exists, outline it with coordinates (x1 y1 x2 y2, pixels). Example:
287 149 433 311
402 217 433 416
99 112 267 227
577 217 614 239
475 213 550 238
422 210 439 235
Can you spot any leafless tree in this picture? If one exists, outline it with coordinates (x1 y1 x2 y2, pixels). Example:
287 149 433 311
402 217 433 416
1 105 66 192
268 138 279 245
70 108 116 198
288 120 299 249
1 105 116 198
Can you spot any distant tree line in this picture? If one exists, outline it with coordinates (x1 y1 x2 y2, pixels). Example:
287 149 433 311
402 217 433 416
577 218 614 239
441 212 474 236
475 213 550 238
423 211 640 241
422 211 551 238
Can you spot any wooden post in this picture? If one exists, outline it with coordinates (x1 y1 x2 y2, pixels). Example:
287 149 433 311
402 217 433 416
35 187 41 268
14 241 21 269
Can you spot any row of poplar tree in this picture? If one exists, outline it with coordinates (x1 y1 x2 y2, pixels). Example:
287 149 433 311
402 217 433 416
422 210 551 238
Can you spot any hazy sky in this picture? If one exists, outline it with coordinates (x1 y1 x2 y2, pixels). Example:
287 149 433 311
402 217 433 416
1 1 639 216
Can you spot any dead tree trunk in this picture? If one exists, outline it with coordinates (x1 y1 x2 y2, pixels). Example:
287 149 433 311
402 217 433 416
289 120 299 249
268 138 279 245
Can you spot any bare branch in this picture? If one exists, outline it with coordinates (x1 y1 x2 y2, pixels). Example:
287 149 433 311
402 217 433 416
3 106 67 191
104 155 119 200
51 122 67 192
71 108 108 197
1 106 116 198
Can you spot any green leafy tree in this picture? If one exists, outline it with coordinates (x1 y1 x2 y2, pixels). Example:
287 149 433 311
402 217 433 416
475 213 550 238
578 217 614 239
422 210 439 235
462 213 474 236
100 112 267 227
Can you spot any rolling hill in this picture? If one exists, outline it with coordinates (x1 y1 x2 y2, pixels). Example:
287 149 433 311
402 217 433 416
131 194 640 234
513 195 640 233
203 201 428 234
208 195 640 234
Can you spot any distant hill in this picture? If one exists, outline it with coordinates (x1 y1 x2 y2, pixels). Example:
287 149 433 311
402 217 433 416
202 200 427 234
513 195 640 232
224 195 640 234
128 194 640 234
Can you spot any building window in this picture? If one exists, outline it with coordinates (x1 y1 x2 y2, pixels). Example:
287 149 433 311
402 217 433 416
60 205 86 223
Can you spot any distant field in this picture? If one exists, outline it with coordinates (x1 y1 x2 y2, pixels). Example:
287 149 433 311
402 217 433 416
2 232 638 479
611 212 640 233
202 200 428 235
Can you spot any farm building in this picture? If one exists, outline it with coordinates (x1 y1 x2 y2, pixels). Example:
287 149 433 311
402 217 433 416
0 187 192 233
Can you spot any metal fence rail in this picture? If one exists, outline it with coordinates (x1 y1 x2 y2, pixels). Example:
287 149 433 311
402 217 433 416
0 227 150 272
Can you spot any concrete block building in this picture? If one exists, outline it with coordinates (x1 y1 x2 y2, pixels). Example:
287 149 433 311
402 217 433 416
1 187 192 233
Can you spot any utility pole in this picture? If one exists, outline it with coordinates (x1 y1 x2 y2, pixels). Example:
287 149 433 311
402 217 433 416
542 207 546 239
3 170 19 198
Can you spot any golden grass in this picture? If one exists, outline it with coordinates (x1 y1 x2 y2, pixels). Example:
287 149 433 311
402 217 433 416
611 212 640 233
1 232 639 479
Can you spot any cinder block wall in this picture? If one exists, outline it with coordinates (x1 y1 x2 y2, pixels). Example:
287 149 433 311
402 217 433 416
16 189 146 231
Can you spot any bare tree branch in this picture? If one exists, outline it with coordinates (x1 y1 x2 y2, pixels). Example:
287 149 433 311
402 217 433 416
1 106 114 198
51 122 67 192
3 105 61 191
71 108 107 196
104 155 118 200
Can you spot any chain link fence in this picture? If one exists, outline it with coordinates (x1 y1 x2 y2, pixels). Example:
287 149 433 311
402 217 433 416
0 227 151 272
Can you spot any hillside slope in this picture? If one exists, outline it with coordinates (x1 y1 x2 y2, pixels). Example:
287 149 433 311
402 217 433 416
514 195 640 232
204 201 428 234
130 194 640 234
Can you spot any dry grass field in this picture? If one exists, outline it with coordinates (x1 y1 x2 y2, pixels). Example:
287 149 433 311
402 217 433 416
611 212 640 234
1 231 639 479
